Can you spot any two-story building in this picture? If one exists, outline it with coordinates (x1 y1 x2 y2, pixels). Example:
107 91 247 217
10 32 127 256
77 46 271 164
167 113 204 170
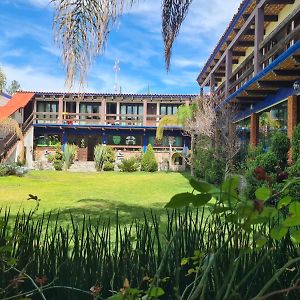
197 0 300 150
0 91 196 170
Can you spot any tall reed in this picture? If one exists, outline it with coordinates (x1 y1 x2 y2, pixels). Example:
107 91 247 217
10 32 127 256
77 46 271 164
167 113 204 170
0 209 299 299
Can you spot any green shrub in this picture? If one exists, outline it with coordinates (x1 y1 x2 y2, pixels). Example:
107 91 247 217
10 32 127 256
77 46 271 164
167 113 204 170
53 160 63 171
270 131 290 167
118 157 139 172
63 144 78 170
141 144 158 172
194 147 225 184
105 146 115 163
0 164 9 176
103 161 114 171
255 152 278 173
292 124 300 162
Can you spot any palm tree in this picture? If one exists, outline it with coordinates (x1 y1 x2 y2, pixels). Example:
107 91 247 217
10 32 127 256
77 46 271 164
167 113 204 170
0 68 6 93
0 117 25 163
52 0 193 87
156 104 197 173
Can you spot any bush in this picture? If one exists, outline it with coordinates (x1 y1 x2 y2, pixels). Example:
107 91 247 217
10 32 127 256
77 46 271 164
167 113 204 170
53 160 63 171
52 143 63 171
141 144 158 172
105 146 115 163
0 164 9 176
255 152 278 174
292 124 300 162
118 157 139 172
270 131 290 167
63 144 78 170
103 161 114 171
194 147 225 184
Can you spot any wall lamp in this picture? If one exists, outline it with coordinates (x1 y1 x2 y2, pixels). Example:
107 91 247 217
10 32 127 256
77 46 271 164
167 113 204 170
293 80 300 93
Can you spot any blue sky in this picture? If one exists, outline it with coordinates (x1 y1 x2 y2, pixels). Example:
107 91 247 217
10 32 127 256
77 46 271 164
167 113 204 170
0 0 241 94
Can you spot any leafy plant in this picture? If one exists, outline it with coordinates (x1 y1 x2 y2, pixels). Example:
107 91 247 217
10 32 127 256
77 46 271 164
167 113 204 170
94 144 107 171
270 130 290 167
118 157 139 172
141 144 158 172
63 144 78 170
103 161 114 171
292 123 300 162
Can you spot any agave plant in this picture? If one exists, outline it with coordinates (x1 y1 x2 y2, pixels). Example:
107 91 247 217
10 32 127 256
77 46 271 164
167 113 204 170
94 144 107 171
63 143 78 170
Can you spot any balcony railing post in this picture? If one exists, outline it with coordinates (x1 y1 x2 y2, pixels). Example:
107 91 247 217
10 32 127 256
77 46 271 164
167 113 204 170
254 6 264 75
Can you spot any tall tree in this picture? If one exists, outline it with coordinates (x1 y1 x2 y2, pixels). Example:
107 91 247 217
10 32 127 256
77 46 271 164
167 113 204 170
6 80 21 95
52 0 193 87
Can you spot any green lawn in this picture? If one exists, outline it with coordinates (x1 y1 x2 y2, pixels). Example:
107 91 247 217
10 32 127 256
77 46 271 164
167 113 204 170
0 170 192 224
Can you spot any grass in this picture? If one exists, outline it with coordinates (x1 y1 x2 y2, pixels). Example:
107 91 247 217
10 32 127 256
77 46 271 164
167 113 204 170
0 170 192 224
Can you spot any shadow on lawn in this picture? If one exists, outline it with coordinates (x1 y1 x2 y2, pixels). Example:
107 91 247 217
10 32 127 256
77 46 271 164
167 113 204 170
54 198 167 226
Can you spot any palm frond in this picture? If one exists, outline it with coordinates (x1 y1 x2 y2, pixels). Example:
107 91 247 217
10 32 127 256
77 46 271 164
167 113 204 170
52 0 138 89
162 0 193 71
0 68 6 93
156 115 178 140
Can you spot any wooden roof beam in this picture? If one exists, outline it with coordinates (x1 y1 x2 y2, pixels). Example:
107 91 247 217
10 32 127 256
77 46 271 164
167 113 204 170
243 14 278 22
258 80 295 88
273 69 300 76
201 0 268 87
267 0 295 4
237 40 255 47
246 89 277 96
292 55 300 64
232 51 246 56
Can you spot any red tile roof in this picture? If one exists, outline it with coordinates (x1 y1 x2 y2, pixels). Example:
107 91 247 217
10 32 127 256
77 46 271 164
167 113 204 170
0 92 35 120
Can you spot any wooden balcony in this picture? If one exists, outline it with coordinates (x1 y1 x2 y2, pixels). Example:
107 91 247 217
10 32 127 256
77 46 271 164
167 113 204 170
33 112 170 127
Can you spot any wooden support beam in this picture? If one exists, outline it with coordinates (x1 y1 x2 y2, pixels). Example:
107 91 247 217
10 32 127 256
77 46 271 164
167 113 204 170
254 6 264 75
292 55 300 64
201 0 268 88
246 89 277 96
232 51 246 56
236 96 265 102
237 40 255 47
258 80 295 88
273 69 300 76
214 72 225 77
267 0 294 4
244 14 278 22
225 50 233 98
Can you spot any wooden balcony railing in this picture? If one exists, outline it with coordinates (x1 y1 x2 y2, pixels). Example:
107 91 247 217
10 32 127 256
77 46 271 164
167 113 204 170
33 112 173 126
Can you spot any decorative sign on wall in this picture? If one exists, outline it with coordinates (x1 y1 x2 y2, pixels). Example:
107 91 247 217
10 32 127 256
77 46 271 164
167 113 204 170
113 135 121 145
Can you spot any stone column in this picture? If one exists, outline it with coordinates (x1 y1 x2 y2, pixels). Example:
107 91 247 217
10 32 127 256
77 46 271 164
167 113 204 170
254 6 264 75
250 113 259 147
101 97 106 125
